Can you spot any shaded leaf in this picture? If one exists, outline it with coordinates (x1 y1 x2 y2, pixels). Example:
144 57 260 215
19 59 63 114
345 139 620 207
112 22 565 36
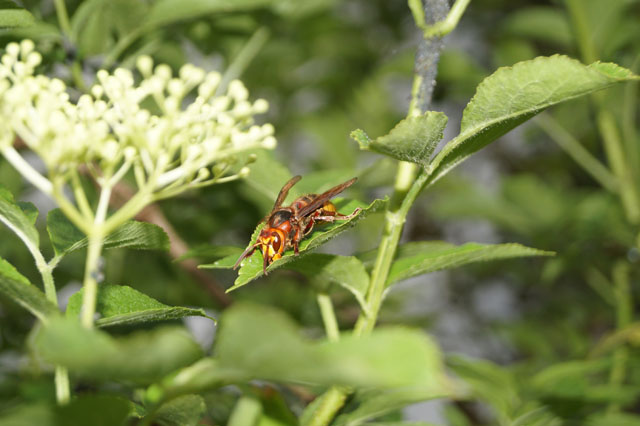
145 0 274 34
152 395 206 426
447 356 519 421
175 245 243 264
586 412 640 426
0 256 58 321
215 304 452 390
227 198 387 290
352 111 448 166
500 7 573 47
47 208 170 257
56 395 131 426
35 318 202 382
427 56 638 183
65 284 214 327
183 246 243 269
530 359 639 404
286 254 369 313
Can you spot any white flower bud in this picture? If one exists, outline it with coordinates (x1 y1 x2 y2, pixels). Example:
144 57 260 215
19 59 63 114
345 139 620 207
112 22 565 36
155 64 172 81
262 136 277 149
6 43 19 57
253 98 268 113
136 55 153 76
20 40 35 55
228 80 248 101
91 84 104 99
167 78 184 97
26 52 41 68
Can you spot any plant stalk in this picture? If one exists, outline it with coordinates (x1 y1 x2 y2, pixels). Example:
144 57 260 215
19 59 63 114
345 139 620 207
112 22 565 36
608 261 632 412
317 293 340 342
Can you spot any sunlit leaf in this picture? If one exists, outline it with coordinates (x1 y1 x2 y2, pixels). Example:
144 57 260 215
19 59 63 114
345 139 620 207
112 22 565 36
352 111 448 166
0 184 39 249
359 241 552 286
35 318 202 382
0 0 35 27
427 56 638 183
65 284 214 327
0 256 58 321
228 197 387 291
215 304 452 390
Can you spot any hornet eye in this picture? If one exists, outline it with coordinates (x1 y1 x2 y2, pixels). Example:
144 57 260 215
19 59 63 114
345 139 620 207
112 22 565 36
271 232 282 251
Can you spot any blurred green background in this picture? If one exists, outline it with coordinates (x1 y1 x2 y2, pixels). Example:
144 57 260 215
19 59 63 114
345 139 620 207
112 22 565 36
1 0 639 423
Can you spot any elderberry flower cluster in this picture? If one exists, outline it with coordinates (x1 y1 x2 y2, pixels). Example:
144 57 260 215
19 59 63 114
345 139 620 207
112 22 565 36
0 40 275 196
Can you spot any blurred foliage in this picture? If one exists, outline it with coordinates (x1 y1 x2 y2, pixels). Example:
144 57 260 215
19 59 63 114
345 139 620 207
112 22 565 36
0 0 640 424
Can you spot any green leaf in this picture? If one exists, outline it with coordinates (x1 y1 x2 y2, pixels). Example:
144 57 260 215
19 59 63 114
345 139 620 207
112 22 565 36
35 318 202 382
333 388 451 426
182 245 243 267
500 7 573 48
0 185 40 250
447 356 519 421
215 304 452 390
286 254 370 313
352 111 448 166
144 0 274 31
586 412 640 426
530 359 638 404
360 241 553 287
55 395 131 426
427 56 638 183
0 403 53 426
227 197 387 291
47 208 170 257
0 1 35 28
151 395 206 426
146 358 243 403
65 284 214 327
0 256 58 321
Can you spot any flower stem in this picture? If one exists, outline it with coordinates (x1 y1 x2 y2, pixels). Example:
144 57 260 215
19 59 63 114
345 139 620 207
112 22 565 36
80 184 111 328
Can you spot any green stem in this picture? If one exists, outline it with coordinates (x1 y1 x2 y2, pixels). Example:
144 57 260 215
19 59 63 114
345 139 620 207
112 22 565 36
80 184 111 328
1 147 53 195
80 230 104 328
317 293 340 342
103 28 144 68
536 114 618 193
218 27 270 94
565 0 597 64
566 0 640 224
53 0 73 40
608 261 632 413
355 165 427 335
54 366 70 405
423 0 471 38
598 110 640 224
